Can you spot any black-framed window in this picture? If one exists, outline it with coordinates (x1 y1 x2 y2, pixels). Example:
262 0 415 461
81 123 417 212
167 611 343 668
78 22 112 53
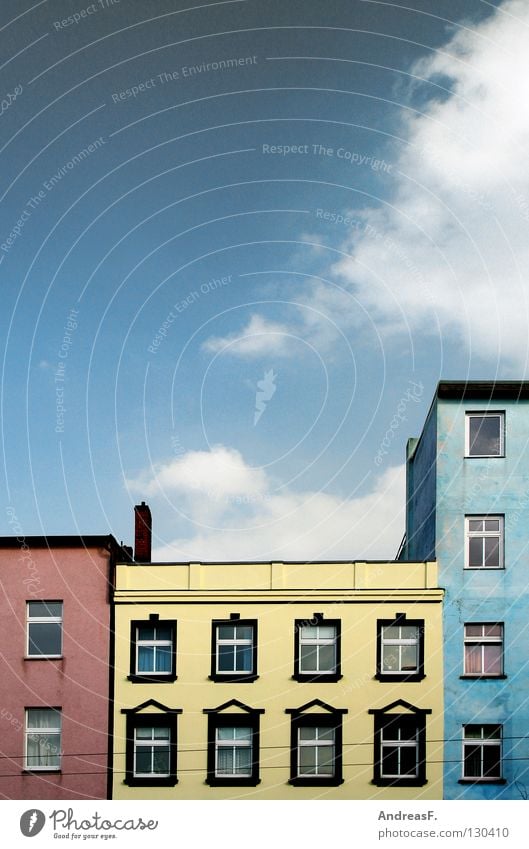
210 616 258 682
204 699 264 786
128 616 177 682
26 601 63 658
369 700 431 787
286 699 347 786
460 724 504 783
293 613 342 682
122 700 182 786
465 412 504 457
376 613 425 682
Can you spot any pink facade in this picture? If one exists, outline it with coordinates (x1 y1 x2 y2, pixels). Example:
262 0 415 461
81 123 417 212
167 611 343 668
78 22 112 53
0 536 127 800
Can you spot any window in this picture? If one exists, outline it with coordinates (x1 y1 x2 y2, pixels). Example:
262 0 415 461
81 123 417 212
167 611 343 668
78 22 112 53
370 700 431 787
204 699 264 786
462 725 503 782
122 700 181 786
129 618 177 682
210 617 258 682
293 614 342 682
463 624 504 677
465 516 504 569
25 708 61 771
286 699 347 786
465 412 504 457
26 601 62 658
376 614 425 681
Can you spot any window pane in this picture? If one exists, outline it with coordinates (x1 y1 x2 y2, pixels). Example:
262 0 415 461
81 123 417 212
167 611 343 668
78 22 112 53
299 746 317 773
464 745 481 777
483 644 502 674
218 645 235 671
299 726 317 741
217 625 235 640
216 748 234 774
28 601 62 618
27 733 61 768
400 745 418 776
401 644 418 671
137 626 155 641
27 708 60 729
28 623 61 655
382 647 399 671
483 726 501 740
317 626 336 639
234 727 252 741
485 519 500 532
465 644 482 674
154 727 170 740
135 748 152 774
235 626 253 641
469 537 484 567
465 624 483 637
468 519 484 532
300 646 318 671
469 416 501 455
316 727 335 741
138 646 154 672
155 626 172 641
301 626 318 639
155 645 172 672
381 746 399 776
383 626 400 640
400 626 417 641
318 644 336 672
483 746 501 778
484 536 500 568
235 645 252 672
234 747 251 774
152 748 170 774
318 746 335 774
135 727 153 739
484 624 502 637
464 726 482 739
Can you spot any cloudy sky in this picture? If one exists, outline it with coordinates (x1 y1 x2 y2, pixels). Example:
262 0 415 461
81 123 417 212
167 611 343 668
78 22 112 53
1 0 526 560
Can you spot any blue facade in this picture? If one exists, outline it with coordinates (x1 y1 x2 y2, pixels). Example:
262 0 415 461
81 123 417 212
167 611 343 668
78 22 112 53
403 382 529 799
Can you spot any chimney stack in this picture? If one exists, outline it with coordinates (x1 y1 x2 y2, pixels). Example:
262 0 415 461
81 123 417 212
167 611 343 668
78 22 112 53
134 502 152 563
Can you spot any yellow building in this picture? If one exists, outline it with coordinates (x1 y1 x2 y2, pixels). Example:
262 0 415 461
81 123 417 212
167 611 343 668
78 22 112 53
112 559 443 799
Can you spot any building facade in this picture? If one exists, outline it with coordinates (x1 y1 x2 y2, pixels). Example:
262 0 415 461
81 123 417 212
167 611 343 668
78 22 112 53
402 381 529 799
0 535 130 800
113 557 443 799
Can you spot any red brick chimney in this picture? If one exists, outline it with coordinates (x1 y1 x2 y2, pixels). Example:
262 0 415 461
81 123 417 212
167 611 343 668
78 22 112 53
134 502 152 563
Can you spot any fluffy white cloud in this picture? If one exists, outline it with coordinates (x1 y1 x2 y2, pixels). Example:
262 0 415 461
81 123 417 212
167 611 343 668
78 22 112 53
202 314 295 357
128 445 405 561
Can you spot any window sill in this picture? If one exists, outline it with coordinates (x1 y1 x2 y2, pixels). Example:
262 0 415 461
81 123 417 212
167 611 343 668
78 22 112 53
292 673 343 683
206 777 261 787
124 777 178 787
463 568 505 572
464 455 504 459
375 673 425 683
289 777 344 787
22 769 61 774
208 674 259 683
460 675 507 680
458 778 506 785
372 778 427 787
127 674 177 683
24 656 63 661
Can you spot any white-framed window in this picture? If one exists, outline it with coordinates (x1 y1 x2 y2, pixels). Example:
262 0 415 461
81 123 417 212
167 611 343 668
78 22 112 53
463 725 502 780
215 623 254 675
297 725 335 778
464 624 503 676
25 708 61 770
465 412 504 457
133 727 171 777
26 601 62 657
380 723 419 779
380 625 420 674
215 726 252 778
299 625 337 674
135 625 173 675
465 516 504 569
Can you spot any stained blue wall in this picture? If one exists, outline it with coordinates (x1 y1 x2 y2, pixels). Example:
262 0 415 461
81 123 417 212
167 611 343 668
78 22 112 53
405 389 529 799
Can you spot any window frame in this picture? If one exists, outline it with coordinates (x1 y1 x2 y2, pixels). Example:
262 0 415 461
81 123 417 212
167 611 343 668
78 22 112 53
128 617 177 683
286 699 347 787
210 616 258 683
26 601 63 659
369 700 431 787
376 614 425 682
24 707 62 772
293 613 342 683
465 411 505 458
122 700 181 787
465 515 504 570
460 724 504 784
462 623 505 679
204 699 264 787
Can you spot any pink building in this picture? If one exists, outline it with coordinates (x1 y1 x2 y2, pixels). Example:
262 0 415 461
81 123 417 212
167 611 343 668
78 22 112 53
0 535 131 800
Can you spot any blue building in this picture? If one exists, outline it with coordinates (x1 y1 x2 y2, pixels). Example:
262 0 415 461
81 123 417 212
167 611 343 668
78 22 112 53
401 381 529 799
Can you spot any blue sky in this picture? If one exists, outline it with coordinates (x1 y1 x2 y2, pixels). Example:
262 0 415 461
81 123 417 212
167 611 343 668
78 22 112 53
2 0 527 559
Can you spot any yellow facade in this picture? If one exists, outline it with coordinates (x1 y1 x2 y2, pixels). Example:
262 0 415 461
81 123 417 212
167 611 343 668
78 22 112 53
113 560 443 799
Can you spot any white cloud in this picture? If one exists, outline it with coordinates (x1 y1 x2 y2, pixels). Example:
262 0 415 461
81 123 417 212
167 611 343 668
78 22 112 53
202 314 295 358
324 0 529 371
127 445 405 561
